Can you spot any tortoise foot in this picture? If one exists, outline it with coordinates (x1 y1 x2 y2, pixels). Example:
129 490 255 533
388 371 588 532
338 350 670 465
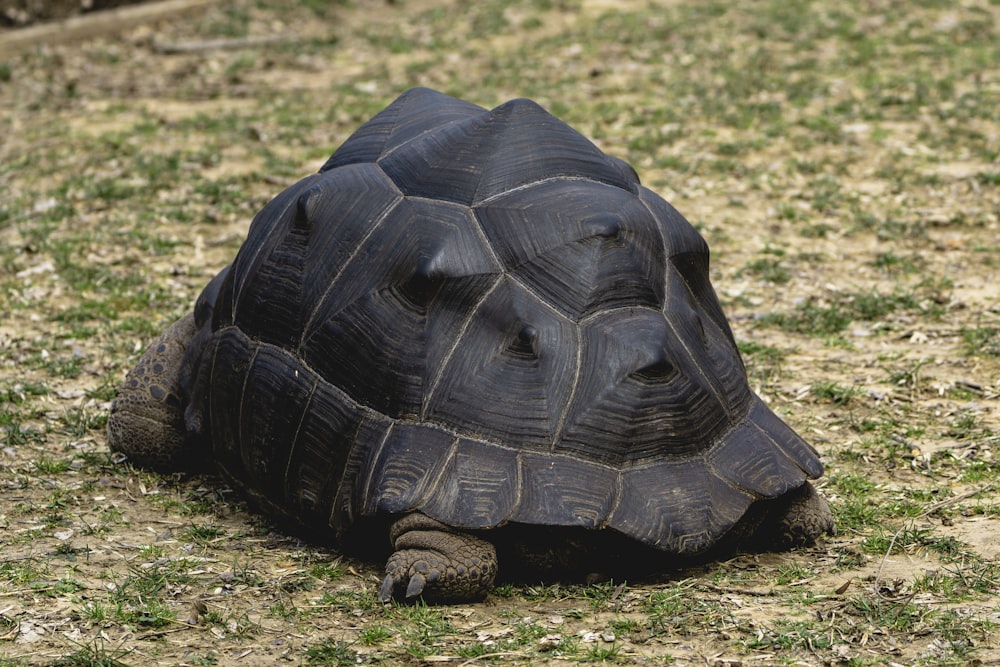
379 513 497 603
769 482 836 548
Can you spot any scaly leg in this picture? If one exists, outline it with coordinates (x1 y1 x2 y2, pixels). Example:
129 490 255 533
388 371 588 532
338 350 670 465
107 313 197 470
379 513 497 603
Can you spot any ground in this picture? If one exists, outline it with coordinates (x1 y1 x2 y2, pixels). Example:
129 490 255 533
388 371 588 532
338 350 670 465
0 0 999 665
0 0 150 27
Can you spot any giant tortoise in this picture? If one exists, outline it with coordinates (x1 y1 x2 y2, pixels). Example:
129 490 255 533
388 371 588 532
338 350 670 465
108 87 834 603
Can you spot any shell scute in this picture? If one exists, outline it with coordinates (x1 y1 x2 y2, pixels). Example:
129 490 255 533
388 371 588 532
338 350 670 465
610 460 753 552
557 309 732 466
320 87 485 172
707 425 807 499
474 179 665 319
415 437 520 529
224 165 402 345
295 196 499 418
360 423 458 517
662 265 751 418
422 277 579 446
510 453 618 528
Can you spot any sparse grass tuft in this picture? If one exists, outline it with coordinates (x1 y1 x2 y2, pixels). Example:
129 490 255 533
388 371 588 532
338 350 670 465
758 289 938 337
961 326 1000 357
304 639 358 665
50 637 132 667
182 523 227 544
811 381 859 405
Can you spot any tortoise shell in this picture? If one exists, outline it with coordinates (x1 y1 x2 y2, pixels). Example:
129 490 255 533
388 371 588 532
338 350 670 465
182 87 823 555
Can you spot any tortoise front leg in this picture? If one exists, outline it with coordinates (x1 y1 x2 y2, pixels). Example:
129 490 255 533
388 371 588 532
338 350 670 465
767 481 836 548
734 481 836 553
107 313 198 470
379 513 497 603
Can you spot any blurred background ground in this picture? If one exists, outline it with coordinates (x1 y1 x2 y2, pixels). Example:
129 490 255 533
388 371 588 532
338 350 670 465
1 0 151 27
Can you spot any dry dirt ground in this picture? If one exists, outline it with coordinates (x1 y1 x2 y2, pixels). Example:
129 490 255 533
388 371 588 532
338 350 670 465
1 0 999 665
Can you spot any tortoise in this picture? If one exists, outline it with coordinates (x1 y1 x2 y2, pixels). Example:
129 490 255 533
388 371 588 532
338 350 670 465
108 87 834 603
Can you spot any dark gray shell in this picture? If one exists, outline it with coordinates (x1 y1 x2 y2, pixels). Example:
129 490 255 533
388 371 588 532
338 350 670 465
185 87 822 555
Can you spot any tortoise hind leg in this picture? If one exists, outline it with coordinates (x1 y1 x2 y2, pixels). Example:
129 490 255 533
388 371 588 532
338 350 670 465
107 313 199 471
379 513 498 603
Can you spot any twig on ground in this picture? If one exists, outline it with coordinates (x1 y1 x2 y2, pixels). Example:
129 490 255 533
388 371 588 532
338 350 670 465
152 34 290 54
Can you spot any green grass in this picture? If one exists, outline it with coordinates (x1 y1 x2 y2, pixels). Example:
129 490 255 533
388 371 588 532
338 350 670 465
755 287 949 337
182 523 227 544
740 256 791 284
304 639 358 666
811 380 860 405
962 326 1000 357
358 624 392 645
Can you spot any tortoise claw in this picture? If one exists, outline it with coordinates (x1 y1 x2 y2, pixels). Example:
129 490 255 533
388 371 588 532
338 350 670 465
381 514 498 603
405 572 427 598
378 574 396 604
379 568 437 602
